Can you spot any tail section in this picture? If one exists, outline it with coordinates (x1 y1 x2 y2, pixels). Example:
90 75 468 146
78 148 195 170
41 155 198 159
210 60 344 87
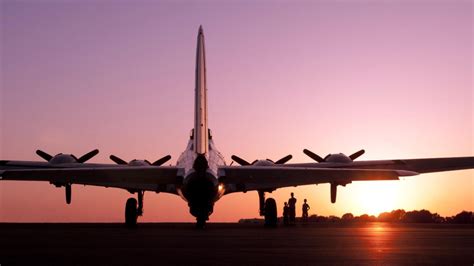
194 25 208 155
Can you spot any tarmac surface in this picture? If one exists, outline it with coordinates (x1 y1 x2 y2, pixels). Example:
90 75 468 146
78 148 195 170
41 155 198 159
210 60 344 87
0 222 473 265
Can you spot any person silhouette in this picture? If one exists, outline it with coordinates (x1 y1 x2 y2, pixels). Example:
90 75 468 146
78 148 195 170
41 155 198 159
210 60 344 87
302 199 310 222
288 192 297 224
283 202 289 225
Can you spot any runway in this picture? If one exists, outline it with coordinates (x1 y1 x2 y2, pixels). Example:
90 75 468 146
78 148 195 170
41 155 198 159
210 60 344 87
0 222 473 265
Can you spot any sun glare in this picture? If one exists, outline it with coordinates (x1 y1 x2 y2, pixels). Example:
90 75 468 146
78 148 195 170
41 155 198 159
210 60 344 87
353 182 400 216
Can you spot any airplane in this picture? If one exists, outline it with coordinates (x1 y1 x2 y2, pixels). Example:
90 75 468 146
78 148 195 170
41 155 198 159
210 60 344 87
1 26 473 228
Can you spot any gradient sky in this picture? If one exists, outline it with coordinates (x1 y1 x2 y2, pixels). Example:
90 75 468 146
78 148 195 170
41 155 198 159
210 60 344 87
1 0 472 222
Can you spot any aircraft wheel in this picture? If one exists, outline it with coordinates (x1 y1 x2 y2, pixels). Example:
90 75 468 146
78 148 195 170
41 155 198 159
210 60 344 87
264 198 277 228
125 198 138 228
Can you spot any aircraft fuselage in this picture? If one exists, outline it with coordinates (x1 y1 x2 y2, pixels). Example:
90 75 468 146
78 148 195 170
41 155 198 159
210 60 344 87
176 131 226 221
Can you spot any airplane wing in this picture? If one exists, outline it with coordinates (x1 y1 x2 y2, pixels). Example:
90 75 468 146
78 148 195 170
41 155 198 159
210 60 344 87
0 163 184 193
218 166 418 192
219 156 474 193
0 160 118 170
286 156 474 173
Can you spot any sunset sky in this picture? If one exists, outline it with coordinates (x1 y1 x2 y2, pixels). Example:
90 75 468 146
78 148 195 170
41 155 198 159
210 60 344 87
1 0 472 222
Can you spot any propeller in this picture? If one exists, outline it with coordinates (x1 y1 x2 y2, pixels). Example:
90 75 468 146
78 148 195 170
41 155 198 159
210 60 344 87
109 154 172 166
302 149 324 163
303 149 365 162
231 154 293 166
348 149 365 161
274 154 293 164
36 150 53 161
110 155 128 165
36 149 99 163
77 149 100 163
231 155 251 166
151 155 172 166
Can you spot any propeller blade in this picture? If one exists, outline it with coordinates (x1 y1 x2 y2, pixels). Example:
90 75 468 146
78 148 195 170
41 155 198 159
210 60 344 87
152 155 172 166
77 149 99 163
231 155 251 166
110 155 128 165
349 149 365 161
36 150 53 161
303 149 325 163
274 154 293 164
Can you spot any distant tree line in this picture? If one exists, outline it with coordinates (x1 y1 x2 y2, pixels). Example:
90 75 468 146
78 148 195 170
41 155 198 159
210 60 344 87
328 209 473 224
239 210 474 224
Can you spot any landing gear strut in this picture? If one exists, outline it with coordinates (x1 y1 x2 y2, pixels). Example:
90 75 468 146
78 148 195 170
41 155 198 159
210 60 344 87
258 191 265 216
137 191 144 216
65 184 71 204
124 190 145 228
330 183 337 203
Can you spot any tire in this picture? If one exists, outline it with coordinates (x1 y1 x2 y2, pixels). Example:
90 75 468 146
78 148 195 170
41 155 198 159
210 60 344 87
125 198 138 228
264 198 277 228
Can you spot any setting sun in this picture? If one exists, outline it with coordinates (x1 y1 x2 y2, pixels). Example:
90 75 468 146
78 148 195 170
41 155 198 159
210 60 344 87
352 182 400 216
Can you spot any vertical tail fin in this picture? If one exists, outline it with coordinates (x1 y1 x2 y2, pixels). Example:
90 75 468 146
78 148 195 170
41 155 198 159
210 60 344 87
194 25 208 155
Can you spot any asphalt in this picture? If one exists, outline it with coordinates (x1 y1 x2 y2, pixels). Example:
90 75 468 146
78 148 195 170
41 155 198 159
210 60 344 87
0 222 473 265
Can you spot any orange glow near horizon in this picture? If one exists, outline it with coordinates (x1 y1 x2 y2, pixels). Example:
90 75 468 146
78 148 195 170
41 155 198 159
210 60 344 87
351 182 400 216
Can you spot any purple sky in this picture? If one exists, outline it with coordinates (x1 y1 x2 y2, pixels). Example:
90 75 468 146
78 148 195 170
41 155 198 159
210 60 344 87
1 0 472 222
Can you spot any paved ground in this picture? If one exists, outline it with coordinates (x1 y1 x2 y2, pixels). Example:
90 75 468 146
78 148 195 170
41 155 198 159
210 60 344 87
0 222 473 265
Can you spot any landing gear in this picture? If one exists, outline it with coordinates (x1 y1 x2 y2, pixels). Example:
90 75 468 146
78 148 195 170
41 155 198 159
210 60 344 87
124 191 145 228
65 184 71 204
125 198 138 228
258 191 277 227
330 183 337 203
190 205 212 229
258 191 265 216
264 198 277 228
196 216 207 229
330 182 348 203
137 191 144 216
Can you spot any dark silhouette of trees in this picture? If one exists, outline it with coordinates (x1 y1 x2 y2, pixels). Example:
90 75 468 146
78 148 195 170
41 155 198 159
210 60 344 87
354 214 376 222
240 209 473 224
378 209 406 222
447 211 473 224
341 213 354 221
431 213 445 223
401 210 435 223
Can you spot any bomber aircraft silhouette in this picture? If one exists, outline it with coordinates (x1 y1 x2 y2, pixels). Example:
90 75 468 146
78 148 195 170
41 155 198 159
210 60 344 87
1 26 473 228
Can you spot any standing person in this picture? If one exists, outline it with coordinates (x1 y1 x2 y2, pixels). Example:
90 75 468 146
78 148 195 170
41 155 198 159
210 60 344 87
283 202 289 226
288 192 297 224
302 199 310 222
